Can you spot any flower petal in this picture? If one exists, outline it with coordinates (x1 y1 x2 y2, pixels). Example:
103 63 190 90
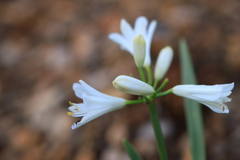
71 106 122 129
82 93 126 110
120 19 134 45
144 20 157 67
173 85 223 101
72 83 84 99
108 33 132 53
68 103 92 117
215 83 234 93
134 16 148 37
199 100 229 113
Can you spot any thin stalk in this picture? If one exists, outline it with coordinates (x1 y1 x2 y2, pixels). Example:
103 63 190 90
126 99 144 105
153 79 159 89
138 67 146 82
156 78 169 93
147 101 168 160
155 89 173 97
145 66 152 85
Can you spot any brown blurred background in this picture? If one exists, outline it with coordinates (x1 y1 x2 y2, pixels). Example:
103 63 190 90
0 0 240 160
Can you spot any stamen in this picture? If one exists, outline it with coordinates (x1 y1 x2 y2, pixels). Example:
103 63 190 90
67 112 74 116
69 101 73 105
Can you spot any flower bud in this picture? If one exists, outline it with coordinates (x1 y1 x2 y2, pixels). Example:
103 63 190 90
113 75 155 95
133 35 146 67
154 46 173 80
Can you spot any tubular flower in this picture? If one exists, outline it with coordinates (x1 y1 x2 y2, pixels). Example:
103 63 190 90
172 83 234 113
154 46 174 81
113 75 155 96
68 80 126 129
109 16 157 67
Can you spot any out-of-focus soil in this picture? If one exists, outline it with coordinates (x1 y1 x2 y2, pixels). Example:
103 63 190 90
0 0 240 160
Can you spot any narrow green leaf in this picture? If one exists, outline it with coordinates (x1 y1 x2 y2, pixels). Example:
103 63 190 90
179 38 206 160
123 139 143 160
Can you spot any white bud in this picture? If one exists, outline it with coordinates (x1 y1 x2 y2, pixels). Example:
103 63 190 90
113 75 155 95
133 35 146 67
154 46 173 80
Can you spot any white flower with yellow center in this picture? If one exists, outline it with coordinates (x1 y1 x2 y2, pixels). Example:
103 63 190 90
109 16 157 67
172 83 234 113
68 80 126 129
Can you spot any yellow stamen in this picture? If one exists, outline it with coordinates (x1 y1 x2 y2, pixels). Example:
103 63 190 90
67 112 74 116
69 101 73 105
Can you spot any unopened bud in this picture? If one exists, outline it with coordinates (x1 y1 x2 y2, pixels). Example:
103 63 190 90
154 46 173 80
133 35 146 67
113 75 155 95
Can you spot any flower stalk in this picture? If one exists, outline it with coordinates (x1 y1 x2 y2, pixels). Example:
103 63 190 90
147 101 169 160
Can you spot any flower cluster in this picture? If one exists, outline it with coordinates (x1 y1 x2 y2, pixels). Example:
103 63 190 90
68 16 234 129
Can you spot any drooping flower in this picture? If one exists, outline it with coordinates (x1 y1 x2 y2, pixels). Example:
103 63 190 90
133 35 146 68
154 46 174 81
172 83 234 113
109 16 157 67
113 75 155 95
68 80 126 129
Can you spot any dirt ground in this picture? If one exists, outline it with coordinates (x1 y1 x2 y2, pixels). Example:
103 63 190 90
0 0 240 160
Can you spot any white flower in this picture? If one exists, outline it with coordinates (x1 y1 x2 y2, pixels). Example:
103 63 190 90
68 80 126 129
154 46 173 81
109 16 157 67
113 75 155 95
133 35 146 68
172 83 234 113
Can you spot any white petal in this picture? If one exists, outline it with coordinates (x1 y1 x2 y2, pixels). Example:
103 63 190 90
71 106 122 129
108 33 132 53
199 101 229 113
147 20 157 43
134 16 148 37
173 85 222 101
144 20 157 67
216 83 234 93
220 91 232 98
68 103 91 117
72 83 84 99
120 19 135 45
221 97 231 103
82 93 126 110
78 80 126 102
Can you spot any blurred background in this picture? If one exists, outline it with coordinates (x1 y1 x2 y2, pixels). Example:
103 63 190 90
0 0 240 160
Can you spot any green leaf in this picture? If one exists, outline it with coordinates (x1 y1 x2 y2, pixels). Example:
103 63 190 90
179 38 206 160
123 139 143 160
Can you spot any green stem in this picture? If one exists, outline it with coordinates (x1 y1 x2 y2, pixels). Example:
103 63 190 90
155 89 173 97
138 67 146 82
145 66 152 85
147 101 168 160
153 79 159 89
156 78 169 93
126 99 144 105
